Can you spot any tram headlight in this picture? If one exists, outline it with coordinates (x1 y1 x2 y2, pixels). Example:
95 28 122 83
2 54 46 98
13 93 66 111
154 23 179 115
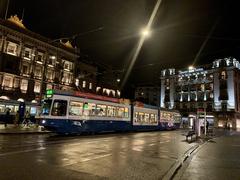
42 120 46 124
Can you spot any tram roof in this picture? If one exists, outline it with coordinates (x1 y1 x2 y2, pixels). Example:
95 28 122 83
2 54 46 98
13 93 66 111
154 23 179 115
46 89 130 104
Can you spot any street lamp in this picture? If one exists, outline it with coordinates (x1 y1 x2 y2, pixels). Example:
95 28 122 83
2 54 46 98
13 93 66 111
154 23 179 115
188 65 194 70
141 28 151 38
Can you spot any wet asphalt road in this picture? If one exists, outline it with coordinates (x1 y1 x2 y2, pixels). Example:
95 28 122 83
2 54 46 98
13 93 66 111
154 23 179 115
0 130 197 180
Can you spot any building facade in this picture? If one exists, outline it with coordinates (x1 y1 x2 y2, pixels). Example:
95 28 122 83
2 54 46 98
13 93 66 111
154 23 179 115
0 15 121 107
160 57 240 129
0 15 78 103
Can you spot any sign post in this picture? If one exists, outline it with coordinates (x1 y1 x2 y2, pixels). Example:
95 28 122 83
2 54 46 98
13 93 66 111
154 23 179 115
197 108 206 137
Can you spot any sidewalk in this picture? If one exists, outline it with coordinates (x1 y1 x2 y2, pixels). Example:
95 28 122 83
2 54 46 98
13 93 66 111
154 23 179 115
0 124 51 134
176 129 240 180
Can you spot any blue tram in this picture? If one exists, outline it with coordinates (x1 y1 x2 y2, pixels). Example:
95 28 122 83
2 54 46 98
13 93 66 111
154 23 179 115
40 89 180 134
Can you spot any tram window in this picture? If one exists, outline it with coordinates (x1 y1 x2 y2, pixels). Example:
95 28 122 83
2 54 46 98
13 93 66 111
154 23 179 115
134 112 138 122
0 105 5 113
138 112 144 122
96 105 106 116
69 101 83 116
150 114 156 123
107 106 116 117
124 108 129 118
82 102 89 116
51 100 67 116
42 99 52 115
88 103 96 116
117 107 125 118
145 113 150 122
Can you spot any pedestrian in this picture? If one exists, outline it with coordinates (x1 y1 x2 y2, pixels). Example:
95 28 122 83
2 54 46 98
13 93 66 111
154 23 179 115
14 110 20 127
206 120 209 132
24 111 31 126
5 108 10 127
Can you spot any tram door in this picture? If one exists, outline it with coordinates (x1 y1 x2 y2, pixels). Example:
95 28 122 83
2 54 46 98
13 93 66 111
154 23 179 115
19 102 25 122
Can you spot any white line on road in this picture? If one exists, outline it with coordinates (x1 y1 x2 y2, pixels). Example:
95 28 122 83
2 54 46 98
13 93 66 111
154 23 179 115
0 147 46 157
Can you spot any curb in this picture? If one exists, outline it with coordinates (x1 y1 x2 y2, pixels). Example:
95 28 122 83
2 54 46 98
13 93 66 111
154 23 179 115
0 131 52 135
163 131 227 180
162 144 200 180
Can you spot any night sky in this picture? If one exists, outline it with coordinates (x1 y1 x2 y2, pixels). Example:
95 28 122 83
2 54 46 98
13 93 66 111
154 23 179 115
1 0 240 92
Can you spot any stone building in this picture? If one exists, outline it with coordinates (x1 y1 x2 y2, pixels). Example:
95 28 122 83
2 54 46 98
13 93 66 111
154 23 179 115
160 57 240 129
0 15 78 103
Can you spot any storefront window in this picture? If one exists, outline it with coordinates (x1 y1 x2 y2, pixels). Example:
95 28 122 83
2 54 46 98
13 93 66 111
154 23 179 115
0 104 5 112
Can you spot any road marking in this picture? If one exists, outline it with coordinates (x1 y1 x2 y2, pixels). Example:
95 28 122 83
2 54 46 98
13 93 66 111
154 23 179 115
232 144 240 147
0 147 46 157
63 153 112 166
149 143 155 146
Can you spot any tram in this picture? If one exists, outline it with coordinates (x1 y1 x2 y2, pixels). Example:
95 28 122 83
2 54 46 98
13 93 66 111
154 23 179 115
159 109 181 130
40 89 180 134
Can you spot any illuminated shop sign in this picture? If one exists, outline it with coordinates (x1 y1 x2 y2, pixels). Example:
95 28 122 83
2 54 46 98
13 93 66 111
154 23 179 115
179 68 204 75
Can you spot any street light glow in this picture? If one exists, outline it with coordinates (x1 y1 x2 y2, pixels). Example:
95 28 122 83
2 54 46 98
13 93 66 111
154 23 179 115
141 28 151 37
189 65 194 70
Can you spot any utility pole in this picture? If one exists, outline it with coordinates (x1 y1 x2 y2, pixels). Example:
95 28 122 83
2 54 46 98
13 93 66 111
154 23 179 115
204 107 207 136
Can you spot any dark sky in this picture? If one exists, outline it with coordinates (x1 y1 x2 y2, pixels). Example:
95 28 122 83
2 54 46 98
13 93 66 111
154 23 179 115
1 0 240 90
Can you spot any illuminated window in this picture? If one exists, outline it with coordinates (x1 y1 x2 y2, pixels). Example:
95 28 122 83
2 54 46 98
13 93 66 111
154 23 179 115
89 82 92 89
63 72 70 83
35 67 42 78
82 81 86 88
13 78 20 88
107 106 116 117
221 71 226 80
34 82 41 93
117 107 125 118
96 104 106 116
20 79 28 92
6 42 18 56
24 47 32 60
46 84 52 90
47 69 53 80
69 101 83 116
3 76 13 87
75 79 79 86
37 52 44 62
145 113 150 122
